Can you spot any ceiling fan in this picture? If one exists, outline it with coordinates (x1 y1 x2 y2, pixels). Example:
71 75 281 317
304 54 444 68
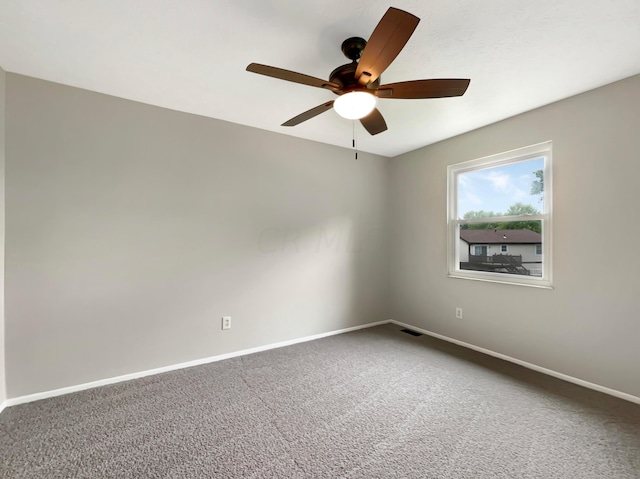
246 7 470 136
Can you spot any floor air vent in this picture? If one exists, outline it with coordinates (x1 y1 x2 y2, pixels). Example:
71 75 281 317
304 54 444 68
400 329 423 337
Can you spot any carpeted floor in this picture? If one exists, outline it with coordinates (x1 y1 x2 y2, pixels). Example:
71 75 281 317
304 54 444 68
1 323 639 478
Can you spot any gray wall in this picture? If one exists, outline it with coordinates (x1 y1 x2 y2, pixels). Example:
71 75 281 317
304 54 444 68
5 71 640 401
5 74 390 398
0 66 5 405
390 74 640 398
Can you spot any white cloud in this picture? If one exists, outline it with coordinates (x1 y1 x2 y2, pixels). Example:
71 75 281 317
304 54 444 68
483 171 512 193
512 187 530 202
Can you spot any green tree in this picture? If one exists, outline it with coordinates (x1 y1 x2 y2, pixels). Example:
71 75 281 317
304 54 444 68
504 202 539 216
463 210 497 220
531 169 544 200
461 202 541 233
462 210 500 230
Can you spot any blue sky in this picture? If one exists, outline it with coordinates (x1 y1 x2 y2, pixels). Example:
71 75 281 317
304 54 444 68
457 157 544 218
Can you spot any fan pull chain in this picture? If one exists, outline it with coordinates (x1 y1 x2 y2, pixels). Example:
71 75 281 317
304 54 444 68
352 121 358 160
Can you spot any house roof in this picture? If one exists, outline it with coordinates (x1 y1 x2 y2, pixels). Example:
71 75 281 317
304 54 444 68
460 229 541 244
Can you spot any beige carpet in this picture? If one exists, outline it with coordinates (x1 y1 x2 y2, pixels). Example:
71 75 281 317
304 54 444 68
1 323 639 478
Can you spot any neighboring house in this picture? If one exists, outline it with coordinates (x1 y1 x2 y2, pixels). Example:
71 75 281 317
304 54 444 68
459 229 542 276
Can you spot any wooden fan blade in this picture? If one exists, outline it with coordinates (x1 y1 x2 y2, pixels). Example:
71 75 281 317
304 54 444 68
282 101 335 127
376 79 471 99
355 8 420 86
360 108 387 135
247 63 341 92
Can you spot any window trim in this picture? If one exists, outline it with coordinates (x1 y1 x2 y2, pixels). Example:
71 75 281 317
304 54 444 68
447 141 553 288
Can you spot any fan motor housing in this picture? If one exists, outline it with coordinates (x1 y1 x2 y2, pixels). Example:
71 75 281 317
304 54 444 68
329 63 358 91
331 37 381 93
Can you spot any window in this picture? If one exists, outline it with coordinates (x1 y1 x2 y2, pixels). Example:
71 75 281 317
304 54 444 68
473 245 488 256
448 142 552 288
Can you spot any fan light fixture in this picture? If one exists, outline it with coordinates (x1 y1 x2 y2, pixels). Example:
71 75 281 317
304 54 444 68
333 91 377 120
246 7 471 135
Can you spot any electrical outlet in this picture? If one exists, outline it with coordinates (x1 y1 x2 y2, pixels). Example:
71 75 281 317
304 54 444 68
455 307 463 319
221 316 231 330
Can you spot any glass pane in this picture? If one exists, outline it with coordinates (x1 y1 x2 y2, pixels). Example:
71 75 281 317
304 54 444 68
459 220 543 277
457 157 544 220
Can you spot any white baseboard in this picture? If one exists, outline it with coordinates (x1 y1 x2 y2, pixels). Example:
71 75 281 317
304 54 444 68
4 320 391 408
390 320 640 406
5 318 639 409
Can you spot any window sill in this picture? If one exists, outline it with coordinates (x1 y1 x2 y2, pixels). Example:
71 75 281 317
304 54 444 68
448 272 553 289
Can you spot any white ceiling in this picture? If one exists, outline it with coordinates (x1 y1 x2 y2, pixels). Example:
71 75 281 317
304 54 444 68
1 1 639 157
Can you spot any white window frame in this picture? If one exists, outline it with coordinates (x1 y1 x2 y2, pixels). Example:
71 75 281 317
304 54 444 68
500 244 508 253
447 141 553 288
